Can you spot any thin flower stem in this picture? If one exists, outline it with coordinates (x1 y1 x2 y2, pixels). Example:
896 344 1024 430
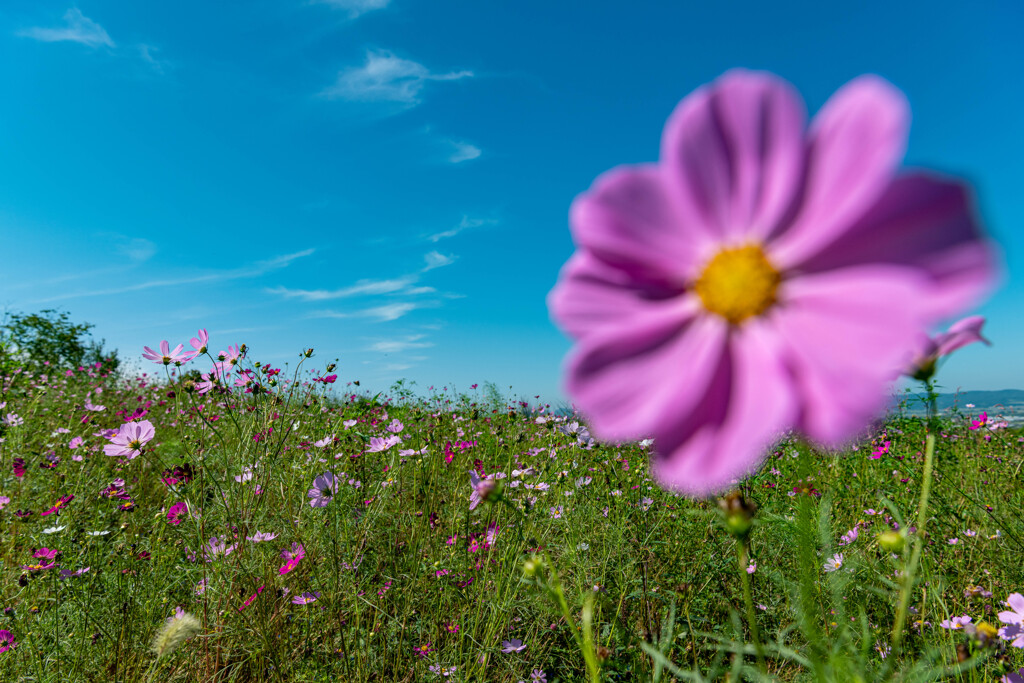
892 434 936 651
737 541 766 674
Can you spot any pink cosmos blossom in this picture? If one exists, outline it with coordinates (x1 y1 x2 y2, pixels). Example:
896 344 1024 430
367 435 401 452
238 585 264 612
103 420 155 458
970 412 988 430
999 593 1024 630
469 471 494 511
0 630 17 653
189 329 209 357
908 316 990 381
142 340 192 366
939 615 973 630
83 397 105 412
69 436 83 449
292 591 320 605
166 502 188 525
308 472 337 507
548 69 996 495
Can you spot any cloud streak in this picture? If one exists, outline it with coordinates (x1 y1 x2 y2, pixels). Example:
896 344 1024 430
428 215 497 242
320 50 472 104
311 302 426 322
18 9 115 48
28 248 315 305
448 140 482 163
316 0 391 17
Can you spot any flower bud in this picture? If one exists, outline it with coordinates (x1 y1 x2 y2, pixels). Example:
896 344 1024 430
523 555 545 579
877 530 906 553
326 363 337 373
718 491 757 540
304 349 314 358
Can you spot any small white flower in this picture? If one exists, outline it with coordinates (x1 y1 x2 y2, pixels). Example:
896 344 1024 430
43 525 66 534
87 530 110 536
577 542 590 551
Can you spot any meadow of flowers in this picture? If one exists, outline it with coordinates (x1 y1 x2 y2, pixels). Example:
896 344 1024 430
0 329 1021 682
1 70 1019 682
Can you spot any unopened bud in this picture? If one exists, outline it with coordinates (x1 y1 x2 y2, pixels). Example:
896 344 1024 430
304 349 314 358
718 491 757 540
326 363 337 373
523 555 545 579
239 344 247 356
877 530 906 553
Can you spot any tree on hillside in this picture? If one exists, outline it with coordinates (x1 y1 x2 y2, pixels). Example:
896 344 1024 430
0 309 119 375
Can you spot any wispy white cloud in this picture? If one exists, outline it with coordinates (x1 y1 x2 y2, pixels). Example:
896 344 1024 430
316 0 391 17
312 302 422 322
18 9 115 48
137 44 170 73
367 335 433 353
28 248 314 305
447 140 481 164
320 50 472 104
267 275 420 302
102 235 157 264
422 251 456 271
428 215 496 242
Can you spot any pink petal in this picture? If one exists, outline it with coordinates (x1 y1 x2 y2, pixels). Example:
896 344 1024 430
773 266 932 444
159 340 171 356
569 165 709 285
650 320 797 495
777 174 998 319
548 252 684 341
660 69 806 244
771 75 909 267
565 301 724 443
933 316 990 357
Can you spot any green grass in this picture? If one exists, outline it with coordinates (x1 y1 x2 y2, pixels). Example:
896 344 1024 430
0 358 1022 682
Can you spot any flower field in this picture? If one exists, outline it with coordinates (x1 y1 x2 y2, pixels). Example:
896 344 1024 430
0 336 1022 682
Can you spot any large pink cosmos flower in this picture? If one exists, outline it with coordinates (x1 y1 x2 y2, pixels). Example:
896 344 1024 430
548 70 996 496
103 420 156 458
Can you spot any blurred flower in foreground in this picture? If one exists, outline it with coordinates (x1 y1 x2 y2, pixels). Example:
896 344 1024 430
908 315 990 381
548 69 997 495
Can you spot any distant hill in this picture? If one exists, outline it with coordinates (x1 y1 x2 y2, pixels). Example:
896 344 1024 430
892 389 1024 419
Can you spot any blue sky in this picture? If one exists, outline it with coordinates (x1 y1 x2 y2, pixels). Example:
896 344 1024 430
0 1 1021 405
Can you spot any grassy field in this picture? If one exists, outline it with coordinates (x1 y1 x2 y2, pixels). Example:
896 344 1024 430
0 347 1022 682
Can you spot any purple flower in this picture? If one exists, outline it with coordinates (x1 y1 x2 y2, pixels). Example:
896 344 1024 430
291 591 320 605
367 435 401 452
0 629 17 653
909 316 990 380
548 70 996 495
103 420 155 459
308 472 337 507
246 531 278 542
501 638 526 653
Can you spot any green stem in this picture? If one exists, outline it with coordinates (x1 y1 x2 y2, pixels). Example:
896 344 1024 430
737 542 766 674
892 434 936 651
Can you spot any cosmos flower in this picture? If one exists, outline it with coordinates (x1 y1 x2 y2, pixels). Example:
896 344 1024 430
501 638 527 653
41 495 74 516
103 420 156 458
291 591 320 605
548 69 996 495
308 472 338 508
142 340 192 366
908 315 990 381
0 630 17 653
189 329 209 357
823 553 844 573
166 502 188 526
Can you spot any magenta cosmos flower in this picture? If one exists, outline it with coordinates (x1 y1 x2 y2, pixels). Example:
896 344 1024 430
103 420 156 458
548 69 996 495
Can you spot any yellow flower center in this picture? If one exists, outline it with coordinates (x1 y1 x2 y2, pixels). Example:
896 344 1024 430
694 245 781 324
129 439 143 451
